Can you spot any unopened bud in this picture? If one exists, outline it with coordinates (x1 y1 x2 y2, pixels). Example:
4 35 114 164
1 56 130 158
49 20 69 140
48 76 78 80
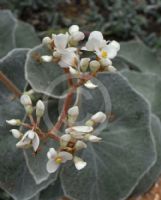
89 60 100 72
85 134 102 142
42 37 52 45
85 119 95 127
20 94 32 106
36 100 45 118
6 119 21 126
69 25 79 34
99 58 112 67
71 32 85 42
80 58 90 72
41 55 53 62
10 129 22 139
75 140 87 151
68 106 79 117
91 112 106 123
107 65 117 72
60 134 71 147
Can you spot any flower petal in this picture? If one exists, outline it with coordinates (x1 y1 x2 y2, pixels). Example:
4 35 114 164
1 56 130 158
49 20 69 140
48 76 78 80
59 151 73 162
53 33 69 50
65 126 93 134
32 133 40 152
84 80 97 89
27 130 35 139
74 156 87 170
41 55 53 62
89 31 103 41
58 51 77 68
69 25 79 34
47 148 57 160
46 160 59 173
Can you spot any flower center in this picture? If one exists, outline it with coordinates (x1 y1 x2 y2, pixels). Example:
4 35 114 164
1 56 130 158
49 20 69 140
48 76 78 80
55 157 63 164
101 50 108 58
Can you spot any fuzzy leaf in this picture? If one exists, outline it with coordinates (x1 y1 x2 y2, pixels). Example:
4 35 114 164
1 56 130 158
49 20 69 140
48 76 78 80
118 41 161 74
61 72 155 200
0 10 16 58
132 114 161 196
0 10 40 59
0 48 28 104
0 101 57 200
122 71 161 120
25 44 68 98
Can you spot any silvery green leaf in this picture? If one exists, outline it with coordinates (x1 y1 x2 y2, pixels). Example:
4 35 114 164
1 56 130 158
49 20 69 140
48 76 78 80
132 114 161 196
0 101 58 200
0 10 40 59
118 41 161 74
25 44 68 98
61 72 155 200
122 71 161 120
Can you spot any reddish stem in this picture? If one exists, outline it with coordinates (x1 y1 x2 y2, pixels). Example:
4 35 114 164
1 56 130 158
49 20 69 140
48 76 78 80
0 71 21 98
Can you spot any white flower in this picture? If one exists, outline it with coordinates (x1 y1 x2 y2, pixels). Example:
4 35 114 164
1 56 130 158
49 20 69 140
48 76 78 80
16 130 40 152
84 31 106 51
10 129 22 139
58 51 78 68
36 100 45 118
6 119 21 126
74 156 87 170
83 31 120 63
46 148 73 173
91 112 107 123
84 80 97 89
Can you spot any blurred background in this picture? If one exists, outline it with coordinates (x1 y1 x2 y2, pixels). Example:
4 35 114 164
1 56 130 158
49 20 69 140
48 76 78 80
0 0 161 52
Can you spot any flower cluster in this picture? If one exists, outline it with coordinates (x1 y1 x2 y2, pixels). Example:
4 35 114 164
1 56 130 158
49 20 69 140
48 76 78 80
46 106 106 173
41 25 120 89
6 94 45 152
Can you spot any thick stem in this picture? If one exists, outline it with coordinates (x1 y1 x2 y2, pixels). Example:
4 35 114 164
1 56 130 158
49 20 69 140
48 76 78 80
0 71 21 98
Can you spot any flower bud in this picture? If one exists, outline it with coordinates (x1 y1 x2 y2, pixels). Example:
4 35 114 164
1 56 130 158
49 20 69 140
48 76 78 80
91 112 106 123
20 94 32 106
89 60 100 72
42 37 52 45
85 119 95 127
85 134 102 142
80 58 90 72
60 134 71 147
41 55 53 62
71 32 85 41
107 65 117 72
68 106 79 117
74 156 87 170
10 129 22 139
69 66 78 75
75 140 87 151
25 105 33 115
6 119 21 126
99 58 112 67
69 25 79 34
110 40 120 51
36 100 45 118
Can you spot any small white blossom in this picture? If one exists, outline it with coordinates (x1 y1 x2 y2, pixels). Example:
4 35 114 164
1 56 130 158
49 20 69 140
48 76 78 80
10 129 22 139
74 156 87 170
69 25 85 44
36 100 45 118
46 148 73 173
16 130 40 152
91 112 107 123
6 119 21 126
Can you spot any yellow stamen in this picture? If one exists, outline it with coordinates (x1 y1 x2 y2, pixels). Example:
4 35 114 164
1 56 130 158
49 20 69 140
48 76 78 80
101 50 108 58
55 157 63 164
